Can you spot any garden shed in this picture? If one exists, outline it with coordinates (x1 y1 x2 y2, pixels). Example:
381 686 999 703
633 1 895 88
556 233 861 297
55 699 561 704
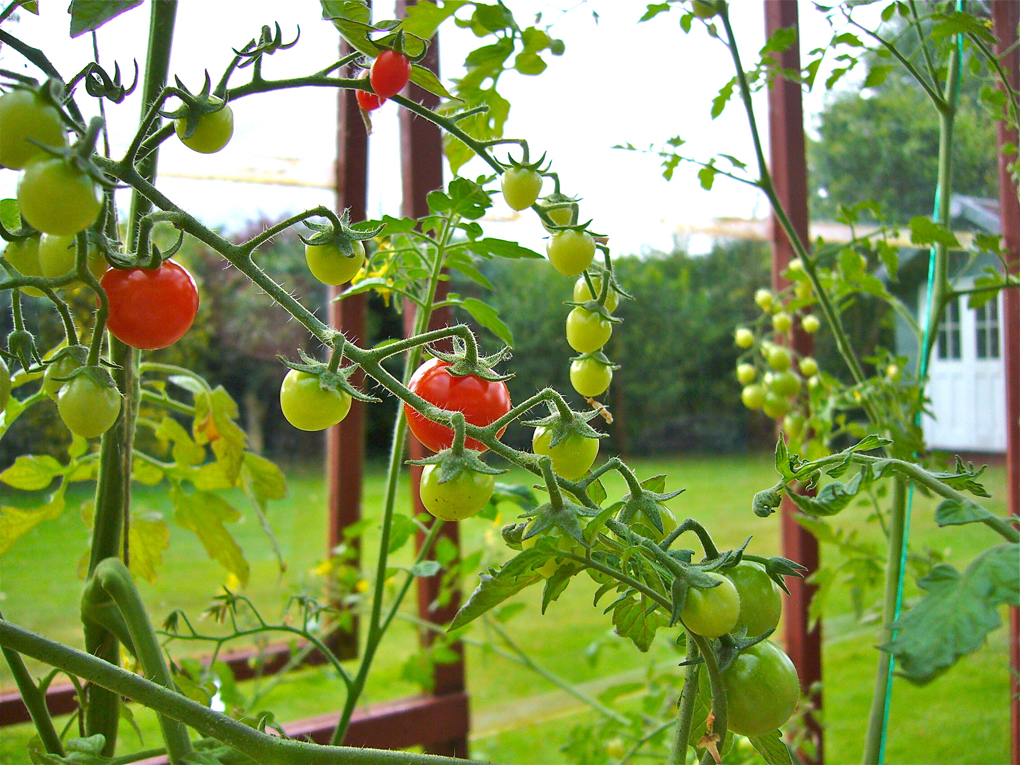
891 195 1008 453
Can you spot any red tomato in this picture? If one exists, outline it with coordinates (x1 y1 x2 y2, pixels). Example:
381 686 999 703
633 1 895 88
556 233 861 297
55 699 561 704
404 358 511 453
370 50 412 99
101 260 199 350
356 89 386 111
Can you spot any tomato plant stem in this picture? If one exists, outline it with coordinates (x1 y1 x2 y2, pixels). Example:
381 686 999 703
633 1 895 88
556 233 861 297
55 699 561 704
668 641 701 765
0 610 63 757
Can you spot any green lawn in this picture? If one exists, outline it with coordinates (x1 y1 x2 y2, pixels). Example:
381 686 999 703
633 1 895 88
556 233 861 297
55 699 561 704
0 451 1012 764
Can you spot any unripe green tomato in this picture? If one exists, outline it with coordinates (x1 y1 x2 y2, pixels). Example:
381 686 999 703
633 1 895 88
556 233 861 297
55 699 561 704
799 357 818 377
521 519 580 578
566 307 612 353
886 364 901 380
734 327 755 349
543 204 575 231
418 464 495 521
606 738 627 760
795 281 813 300
767 346 792 371
786 258 803 273
0 88 67 170
573 275 619 312
783 412 806 439
769 370 802 398
772 311 793 334
57 375 121 439
38 234 107 284
501 166 543 211
736 363 757 385
0 357 10 411
805 439 829 461
754 288 773 311
741 384 766 410
533 426 599 480
725 561 783 637
3 236 46 297
629 503 678 542
547 230 596 276
710 640 800 737
681 572 740 638
801 314 820 333
18 157 103 236
175 101 234 154
570 357 612 397
305 240 366 285
807 374 821 390
762 392 790 419
279 369 352 431
43 354 81 400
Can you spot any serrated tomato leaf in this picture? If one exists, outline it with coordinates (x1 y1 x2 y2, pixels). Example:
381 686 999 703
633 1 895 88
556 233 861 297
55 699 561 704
449 550 544 630
881 544 1020 684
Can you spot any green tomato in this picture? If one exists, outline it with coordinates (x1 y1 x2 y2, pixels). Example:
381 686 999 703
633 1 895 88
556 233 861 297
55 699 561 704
542 204 575 231
769 370 801 398
570 356 613 398
533 426 599 480
0 357 10 411
573 275 619 312
175 101 234 154
305 240 366 285
521 518 581 578
43 354 81 401
734 327 754 348
547 230 596 276
736 363 757 386
754 288 773 311
795 281 813 300
566 307 612 353
741 384 766 410
801 314 820 333
762 392 791 419
18 157 103 236
772 311 793 334
0 88 67 170
57 375 121 439
501 167 543 211
680 571 740 638
279 369 352 431
725 561 782 637
419 464 495 521
715 640 800 737
3 236 46 297
798 356 818 377
783 412 806 440
766 346 791 371
38 234 107 284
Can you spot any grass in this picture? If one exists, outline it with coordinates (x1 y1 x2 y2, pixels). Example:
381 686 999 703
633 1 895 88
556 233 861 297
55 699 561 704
0 451 1012 764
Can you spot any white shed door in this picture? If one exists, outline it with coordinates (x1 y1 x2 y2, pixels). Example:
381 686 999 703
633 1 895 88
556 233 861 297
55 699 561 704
923 281 1007 452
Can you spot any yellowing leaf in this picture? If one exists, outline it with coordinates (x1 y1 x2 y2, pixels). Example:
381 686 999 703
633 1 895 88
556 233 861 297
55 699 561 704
172 487 249 587
129 514 170 584
0 494 65 554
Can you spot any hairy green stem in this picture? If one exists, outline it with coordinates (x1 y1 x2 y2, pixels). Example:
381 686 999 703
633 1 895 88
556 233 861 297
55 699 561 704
667 641 701 765
862 477 908 765
0 610 63 757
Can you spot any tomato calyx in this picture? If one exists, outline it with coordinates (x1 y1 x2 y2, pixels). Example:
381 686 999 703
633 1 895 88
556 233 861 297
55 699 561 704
42 344 89 397
523 401 604 449
615 474 685 538
424 337 513 384
163 74 230 138
539 191 578 230
6 328 41 373
278 348 378 404
299 208 382 258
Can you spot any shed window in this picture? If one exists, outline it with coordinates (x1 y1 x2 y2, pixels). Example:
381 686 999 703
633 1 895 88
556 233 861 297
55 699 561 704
936 297 961 360
975 298 1000 360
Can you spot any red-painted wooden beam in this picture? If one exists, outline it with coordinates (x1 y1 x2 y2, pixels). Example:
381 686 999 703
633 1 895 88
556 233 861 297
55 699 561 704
990 5 1019 765
395 1 468 758
764 3 823 763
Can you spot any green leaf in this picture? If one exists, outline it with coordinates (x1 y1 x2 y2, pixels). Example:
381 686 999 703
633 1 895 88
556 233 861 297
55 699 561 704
881 544 1020 684
464 237 543 260
409 65 453 100
774 438 794 480
908 217 960 248
749 730 793 765
195 387 247 484
863 65 891 88
787 471 866 517
129 514 169 585
240 452 287 503
156 417 205 467
611 594 665 652
450 552 543 630
1 455 65 491
69 0 143 37
409 560 442 578
131 459 164 486
0 494 65 555
459 297 514 346
400 0 465 39
172 487 249 586
388 513 418 554
0 199 20 231
934 498 995 528
849 434 892 452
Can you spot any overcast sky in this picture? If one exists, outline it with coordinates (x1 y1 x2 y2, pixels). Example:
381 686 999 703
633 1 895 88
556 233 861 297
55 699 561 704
0 2 852 256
